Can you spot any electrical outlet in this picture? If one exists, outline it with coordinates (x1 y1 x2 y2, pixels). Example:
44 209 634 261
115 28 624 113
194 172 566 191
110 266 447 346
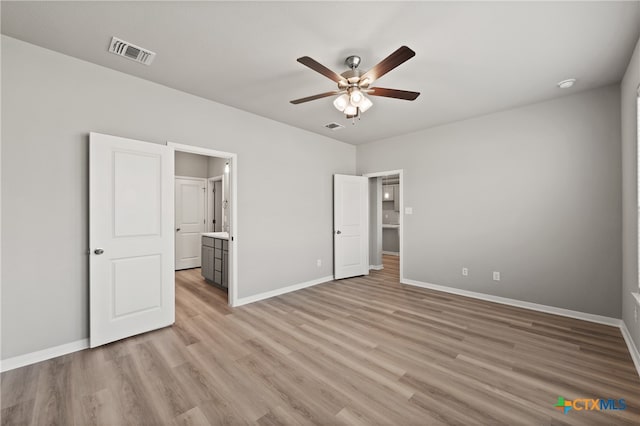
317 259 322 268
493 271 501 281
462 267 469 276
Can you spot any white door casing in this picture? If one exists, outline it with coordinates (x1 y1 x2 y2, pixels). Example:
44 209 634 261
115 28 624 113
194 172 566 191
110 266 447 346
334 174 369 279
89 132 174 348
175 177 206 270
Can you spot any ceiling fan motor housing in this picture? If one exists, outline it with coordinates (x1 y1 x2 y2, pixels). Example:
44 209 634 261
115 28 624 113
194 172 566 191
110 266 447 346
345 55 361 69
339 68 364 88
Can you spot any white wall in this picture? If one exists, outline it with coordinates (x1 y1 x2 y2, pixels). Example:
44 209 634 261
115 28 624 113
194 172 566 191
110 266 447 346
621 36 640 349
1 36 355 359
357 85 622 317
175 151 209 178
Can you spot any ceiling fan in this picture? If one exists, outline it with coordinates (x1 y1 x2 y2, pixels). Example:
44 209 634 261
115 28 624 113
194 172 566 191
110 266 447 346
290 46 420 120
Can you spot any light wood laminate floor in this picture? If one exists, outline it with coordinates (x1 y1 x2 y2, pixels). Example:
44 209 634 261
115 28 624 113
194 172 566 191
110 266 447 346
2 255 640 425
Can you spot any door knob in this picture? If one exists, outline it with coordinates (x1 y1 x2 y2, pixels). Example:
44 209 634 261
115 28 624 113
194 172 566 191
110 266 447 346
336 230 342 235
176 228 181 232
94 248 104 255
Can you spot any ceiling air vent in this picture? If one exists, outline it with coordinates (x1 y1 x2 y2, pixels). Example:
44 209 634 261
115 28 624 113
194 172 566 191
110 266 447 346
324 122 345 131
108 37 156 65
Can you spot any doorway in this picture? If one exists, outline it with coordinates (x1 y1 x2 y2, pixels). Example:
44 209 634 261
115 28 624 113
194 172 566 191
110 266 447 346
363 170 404 282
168 142 238 306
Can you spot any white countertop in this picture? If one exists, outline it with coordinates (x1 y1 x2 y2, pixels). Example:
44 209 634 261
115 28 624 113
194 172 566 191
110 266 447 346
202 232 229 240
383 224 400 229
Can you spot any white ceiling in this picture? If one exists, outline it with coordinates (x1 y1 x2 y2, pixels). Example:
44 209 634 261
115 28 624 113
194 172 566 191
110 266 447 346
2 1 639 145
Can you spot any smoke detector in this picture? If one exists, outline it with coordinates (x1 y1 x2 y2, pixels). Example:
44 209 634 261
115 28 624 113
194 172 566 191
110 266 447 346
324 122 345 131
108 37 155 65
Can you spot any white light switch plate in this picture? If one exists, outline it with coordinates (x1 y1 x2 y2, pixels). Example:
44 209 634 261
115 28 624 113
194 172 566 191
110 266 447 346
405 207 413 215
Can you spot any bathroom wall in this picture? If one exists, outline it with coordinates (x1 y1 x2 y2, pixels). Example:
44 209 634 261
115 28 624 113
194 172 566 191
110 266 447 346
175 151 209 178
208 156 226 178
383 228 400 253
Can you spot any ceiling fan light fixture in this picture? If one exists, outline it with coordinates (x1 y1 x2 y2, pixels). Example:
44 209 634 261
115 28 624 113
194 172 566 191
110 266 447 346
359 96 373 113
333 93 349 112
350 89 364 106
344 104 357 116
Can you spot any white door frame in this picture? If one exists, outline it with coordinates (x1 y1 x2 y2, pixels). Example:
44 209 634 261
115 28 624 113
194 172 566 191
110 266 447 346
207 175 223 232
362 169 404 283
167 142 238 307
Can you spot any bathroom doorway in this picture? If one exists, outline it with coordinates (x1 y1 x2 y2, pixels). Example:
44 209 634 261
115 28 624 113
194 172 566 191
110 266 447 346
169 142 238 306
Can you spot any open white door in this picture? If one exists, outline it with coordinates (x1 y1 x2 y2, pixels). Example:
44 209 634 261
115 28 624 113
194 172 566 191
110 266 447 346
89 132 174 348
334 174 369 279
175 177 206 270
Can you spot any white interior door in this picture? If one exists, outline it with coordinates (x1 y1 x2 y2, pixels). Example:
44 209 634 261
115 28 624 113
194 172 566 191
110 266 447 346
89 132 174 348
175 177 206 270
334 174 369 279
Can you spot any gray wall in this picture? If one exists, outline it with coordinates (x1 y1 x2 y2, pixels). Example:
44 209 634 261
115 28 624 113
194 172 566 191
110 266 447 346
208 157 226 178
621 37 640 350
1 36 355 359
175 151 209 178
382 228 400 253
358 85 622 317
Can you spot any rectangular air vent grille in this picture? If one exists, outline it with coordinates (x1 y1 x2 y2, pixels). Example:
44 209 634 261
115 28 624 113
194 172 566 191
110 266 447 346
324 122 345 131
109 37 155 66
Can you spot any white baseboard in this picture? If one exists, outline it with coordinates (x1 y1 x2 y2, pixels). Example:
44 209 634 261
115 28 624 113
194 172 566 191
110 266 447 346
620 322 640 378
369 264 384 270
402 278 621 327
382 251 399 256
1 338 89 373
233 275 334 307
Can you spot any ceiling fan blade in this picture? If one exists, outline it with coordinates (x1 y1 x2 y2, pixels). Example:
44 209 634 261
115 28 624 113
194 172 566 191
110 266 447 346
297 56 346 83
368 87 420 101
359 46 416 84
290 91 341 104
